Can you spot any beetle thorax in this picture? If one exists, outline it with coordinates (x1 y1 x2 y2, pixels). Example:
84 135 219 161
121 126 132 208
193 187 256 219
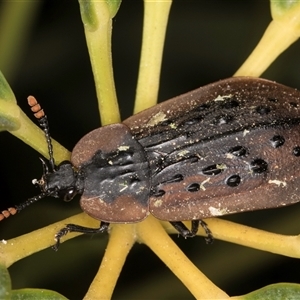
36 161 84 201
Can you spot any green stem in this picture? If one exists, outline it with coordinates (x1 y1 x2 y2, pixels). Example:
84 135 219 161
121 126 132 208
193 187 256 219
235 3 300 77
137 216 229 299
134 0 172 114
79 0 120 125
84 224 136 299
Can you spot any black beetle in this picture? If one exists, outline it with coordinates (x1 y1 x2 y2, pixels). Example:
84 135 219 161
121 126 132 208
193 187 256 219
2 77 300 250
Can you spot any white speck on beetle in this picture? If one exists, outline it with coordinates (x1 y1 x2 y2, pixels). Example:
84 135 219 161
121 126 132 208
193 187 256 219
178 150 190 157
209 206 229 216
200 178 210 191
216 163 227 170
226 153 234 159
214 94 232 101
243 129 250 136
268 180 287 187
1 239 7 244
119 184 128 192
118 145 130 151
153 199 163 207
147 111 167 126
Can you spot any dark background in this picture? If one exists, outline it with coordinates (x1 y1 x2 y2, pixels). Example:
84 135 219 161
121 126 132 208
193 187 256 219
0 0 300 299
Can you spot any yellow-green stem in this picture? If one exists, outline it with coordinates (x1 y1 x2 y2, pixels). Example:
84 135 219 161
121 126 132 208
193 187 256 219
134 0 172 114
84 224 136 300
163 219 300 258
235 4 300 77
79 1 120 125
0 213 97 267
137 216 229 299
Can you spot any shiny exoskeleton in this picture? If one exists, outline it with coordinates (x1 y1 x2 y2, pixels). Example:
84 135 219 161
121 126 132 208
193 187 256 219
2 77 300 250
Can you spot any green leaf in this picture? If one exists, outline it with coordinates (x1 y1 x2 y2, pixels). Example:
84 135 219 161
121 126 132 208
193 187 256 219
11 289 68 300
0 70 15 103
0 70 20 131
232 283 300 300
0 102 21 131
0 264 11 300
0 263 67 300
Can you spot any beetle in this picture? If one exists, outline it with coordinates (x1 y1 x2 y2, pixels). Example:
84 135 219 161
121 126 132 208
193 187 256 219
1 77 300 250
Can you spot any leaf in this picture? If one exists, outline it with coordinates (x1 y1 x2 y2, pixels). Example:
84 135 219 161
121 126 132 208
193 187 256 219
232 283 300 300
11 289 68 300
0 264 11 300
0 262 67 300
0 70 20 131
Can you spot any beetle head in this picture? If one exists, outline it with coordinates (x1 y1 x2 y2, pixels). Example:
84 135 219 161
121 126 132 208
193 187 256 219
33 158 83 202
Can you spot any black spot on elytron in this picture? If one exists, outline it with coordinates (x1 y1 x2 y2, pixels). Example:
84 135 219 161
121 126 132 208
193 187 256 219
181 116 203 126
256 105 271 115
202 164 223 176
228 145 249 157
250 159 268 174
268 97 278 103
164 174 184 184
226 175 241 187
186 183 200 192
152 189 165 197
221 99 239 109
289 102 299 108
160 119 173 126
215 115 233 125
270 135 285 148
293 146 300 157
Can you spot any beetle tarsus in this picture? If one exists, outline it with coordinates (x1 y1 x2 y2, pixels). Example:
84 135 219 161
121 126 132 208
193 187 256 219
169 220 214 243
198 220 214 244
52 221 110 251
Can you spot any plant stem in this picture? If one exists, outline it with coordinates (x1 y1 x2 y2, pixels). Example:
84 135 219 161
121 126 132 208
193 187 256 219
234 4 300 77
134 0 172 114
79 0 120 125
137 216 229 299
84 224 136 300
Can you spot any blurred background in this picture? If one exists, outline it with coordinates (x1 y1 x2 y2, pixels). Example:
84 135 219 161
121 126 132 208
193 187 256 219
0 0 300 299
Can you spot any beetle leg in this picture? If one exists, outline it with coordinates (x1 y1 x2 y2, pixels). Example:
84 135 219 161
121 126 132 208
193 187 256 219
52 221 110 251
197 220 214 244
169 220 213 244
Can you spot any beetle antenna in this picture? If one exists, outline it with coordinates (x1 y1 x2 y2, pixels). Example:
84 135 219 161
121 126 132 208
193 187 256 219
39 157 50 174
28 96 55 171
0 97 56 222
0 193 49 221
0 207 17 221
